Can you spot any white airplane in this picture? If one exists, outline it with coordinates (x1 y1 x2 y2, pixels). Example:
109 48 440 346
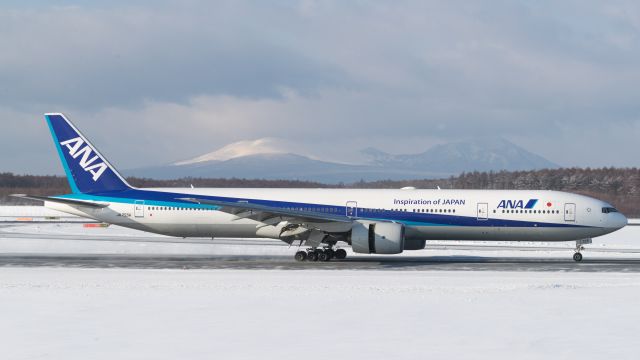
14 113 628 262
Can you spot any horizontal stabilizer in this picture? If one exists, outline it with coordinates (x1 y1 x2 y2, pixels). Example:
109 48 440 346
11 194 110 208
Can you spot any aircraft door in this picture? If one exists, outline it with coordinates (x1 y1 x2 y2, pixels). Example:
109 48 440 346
346 201 358 218
564 203 576 222
477 203 488 220
134 200 145 218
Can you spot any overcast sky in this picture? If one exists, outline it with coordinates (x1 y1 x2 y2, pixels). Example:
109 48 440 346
1 0 639 174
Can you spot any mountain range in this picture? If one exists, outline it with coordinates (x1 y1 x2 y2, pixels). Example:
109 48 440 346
124 138 559 183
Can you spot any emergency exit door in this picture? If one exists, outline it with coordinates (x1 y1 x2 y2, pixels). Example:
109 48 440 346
477 203 488 220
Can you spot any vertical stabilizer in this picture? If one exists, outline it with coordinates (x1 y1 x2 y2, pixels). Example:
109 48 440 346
45 113 132 194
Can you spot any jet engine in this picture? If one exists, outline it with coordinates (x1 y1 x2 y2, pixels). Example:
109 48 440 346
350 221 405 254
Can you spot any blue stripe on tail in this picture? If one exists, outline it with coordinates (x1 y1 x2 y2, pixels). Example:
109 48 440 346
45 113 131 194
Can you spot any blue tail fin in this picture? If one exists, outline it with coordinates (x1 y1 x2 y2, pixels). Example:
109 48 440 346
45 113 132 194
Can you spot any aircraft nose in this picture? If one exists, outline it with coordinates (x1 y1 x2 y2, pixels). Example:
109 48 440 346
611 212 628 230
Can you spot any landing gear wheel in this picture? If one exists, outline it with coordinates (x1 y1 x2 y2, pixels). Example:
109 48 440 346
307 251 319 262
324 249 335 260
334 249 347 260
573 252 583 262
294 251 307 262
318 251 330 262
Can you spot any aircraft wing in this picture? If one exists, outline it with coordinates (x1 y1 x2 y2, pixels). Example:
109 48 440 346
11 194 110 208
177 197 352 224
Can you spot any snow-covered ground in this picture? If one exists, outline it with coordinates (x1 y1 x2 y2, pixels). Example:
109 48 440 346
1 268 639 360
0 205 84 222
1 209 640 359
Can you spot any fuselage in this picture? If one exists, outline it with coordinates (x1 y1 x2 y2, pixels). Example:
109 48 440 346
34 113 629 258
46 187 628 242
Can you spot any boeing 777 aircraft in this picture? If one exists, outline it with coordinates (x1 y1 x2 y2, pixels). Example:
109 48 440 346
14 114 628 262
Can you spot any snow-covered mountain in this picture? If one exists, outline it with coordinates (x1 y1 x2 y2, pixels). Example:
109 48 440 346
125 137 558 183
173 138 288 165
363 138 558 173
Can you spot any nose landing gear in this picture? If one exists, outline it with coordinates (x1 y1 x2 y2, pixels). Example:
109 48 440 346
573 238 591 262
573 252 583 262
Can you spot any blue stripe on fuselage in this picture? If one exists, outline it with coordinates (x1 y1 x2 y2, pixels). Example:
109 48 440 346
55 189 591 229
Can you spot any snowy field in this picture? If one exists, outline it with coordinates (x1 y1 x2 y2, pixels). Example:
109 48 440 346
1 208 639 359
0 205 85 222
2 268 640 360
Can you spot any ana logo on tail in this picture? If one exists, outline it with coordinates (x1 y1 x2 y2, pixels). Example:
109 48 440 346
59 137 108 181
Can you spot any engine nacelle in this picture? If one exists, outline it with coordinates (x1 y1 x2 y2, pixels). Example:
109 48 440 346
350 221 405 254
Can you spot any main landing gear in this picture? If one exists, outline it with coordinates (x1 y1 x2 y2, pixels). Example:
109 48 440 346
294 248 347 262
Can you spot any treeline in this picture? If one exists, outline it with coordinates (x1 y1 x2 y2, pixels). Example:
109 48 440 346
0 173 332 206
355 168 640 216
1 168 639 216
0 173 70 204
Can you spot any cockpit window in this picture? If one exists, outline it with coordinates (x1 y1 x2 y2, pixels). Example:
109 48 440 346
602 207 618 214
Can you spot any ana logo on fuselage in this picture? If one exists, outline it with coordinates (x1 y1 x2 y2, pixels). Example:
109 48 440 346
59 137 107 181
497 199 538 209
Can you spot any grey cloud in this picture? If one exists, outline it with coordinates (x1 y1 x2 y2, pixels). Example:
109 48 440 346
0 0 639 174
0 3 348 110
